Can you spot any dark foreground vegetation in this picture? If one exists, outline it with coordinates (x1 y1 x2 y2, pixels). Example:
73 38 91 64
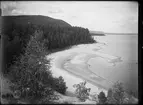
1 15 95 104
2 30 67 104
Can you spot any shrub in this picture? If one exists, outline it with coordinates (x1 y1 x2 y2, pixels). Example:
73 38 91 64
106 81 138 104
53 76 68 95
98 91 107 104
2 93 14 99
73 81 91 102
1 93 18 104
106 82 125 104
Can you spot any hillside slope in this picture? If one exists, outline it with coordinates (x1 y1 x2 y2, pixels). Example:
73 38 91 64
1 15 71 29
1 15 95 74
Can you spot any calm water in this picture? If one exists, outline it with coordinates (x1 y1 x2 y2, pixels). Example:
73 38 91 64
91 35 138 92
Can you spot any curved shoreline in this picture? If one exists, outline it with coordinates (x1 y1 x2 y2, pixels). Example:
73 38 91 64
47 42 125 94
47 43 109 94
62 53 114 90
47 35 138 98
62 49 122 84
47 42 124 94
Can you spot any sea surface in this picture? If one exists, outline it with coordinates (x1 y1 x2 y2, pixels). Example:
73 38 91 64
91 34 138 92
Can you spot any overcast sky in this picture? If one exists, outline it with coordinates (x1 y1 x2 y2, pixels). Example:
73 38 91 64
1 1 138 33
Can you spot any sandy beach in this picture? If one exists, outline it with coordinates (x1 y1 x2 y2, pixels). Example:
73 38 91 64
46 41 121 96
46 34 138 102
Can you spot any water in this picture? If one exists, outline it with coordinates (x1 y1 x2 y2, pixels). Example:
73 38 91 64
91 35 138 92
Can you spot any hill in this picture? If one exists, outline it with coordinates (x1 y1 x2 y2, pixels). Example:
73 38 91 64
1 15 71 28
1 15 95 74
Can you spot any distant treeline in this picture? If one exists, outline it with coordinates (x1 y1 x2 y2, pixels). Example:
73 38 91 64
2 22 95 73
89 31 105 36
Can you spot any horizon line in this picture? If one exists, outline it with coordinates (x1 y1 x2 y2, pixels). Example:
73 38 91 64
89 30 138 35
104 32 138 35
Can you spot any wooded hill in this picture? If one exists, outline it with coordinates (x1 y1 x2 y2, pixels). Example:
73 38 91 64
1 15 95 73
1 15 71 28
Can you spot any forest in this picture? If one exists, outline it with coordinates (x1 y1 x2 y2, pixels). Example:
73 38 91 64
1 16 95 74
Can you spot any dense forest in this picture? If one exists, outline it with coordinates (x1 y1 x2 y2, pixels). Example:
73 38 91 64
3 30 67 104
1 15 71 28
1 15 95 74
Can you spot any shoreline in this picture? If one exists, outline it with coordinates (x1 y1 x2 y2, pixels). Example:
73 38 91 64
47 43 109 95
47 34 138 97
62 53 114 89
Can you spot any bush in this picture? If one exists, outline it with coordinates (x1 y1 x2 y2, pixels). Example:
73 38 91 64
73 81 91 102
106 81 138 104
106 82 125 104
53 76 68 95
98 91 107 104
2 93 14 99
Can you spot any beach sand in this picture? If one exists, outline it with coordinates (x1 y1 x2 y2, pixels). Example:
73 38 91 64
46 43 118 96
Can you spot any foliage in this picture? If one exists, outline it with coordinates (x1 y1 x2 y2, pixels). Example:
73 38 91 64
106 81 125 104
73 81 91 102
2 93 14 99
8 30 66 103
1 93 18 104
106 81 138 104
53 76 68 95
98 91 107 104
2 19 95 74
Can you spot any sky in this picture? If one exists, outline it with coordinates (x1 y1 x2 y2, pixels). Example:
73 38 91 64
1 1 138 33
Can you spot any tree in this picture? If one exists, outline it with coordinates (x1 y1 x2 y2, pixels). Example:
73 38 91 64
106 81 126 104
73 81 91 102
9 30 56 103
106 81 139 104
8 30 68 104
98 91 107 104
53 76 67 95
